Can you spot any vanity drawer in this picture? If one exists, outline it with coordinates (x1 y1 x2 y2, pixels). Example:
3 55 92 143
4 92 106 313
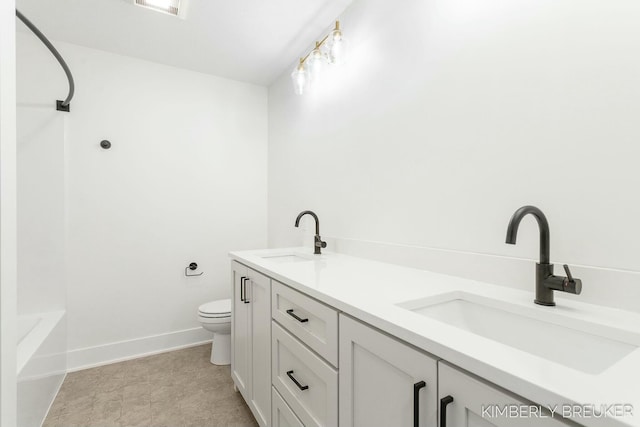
272 386 304 427
272 281 338 366
272 321 338 427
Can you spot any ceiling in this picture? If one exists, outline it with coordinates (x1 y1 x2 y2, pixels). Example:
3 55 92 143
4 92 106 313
16 0 352 86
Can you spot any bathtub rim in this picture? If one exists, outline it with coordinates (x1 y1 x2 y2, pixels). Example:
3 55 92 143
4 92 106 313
17 311 65 375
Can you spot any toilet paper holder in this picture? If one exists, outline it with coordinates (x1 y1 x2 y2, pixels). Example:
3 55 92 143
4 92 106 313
185 262 203 277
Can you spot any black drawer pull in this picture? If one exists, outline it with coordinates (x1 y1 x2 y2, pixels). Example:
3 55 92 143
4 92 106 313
440 395 454 427
243 278 250 304
414 381 426 427
240 277 247 302
286 370 309 391
286 309 309 323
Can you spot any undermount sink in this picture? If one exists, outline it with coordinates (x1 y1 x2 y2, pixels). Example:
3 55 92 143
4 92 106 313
260 254 314 264
398 292 638 375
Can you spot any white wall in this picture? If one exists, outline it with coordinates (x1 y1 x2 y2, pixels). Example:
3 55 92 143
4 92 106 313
17 32 268 369
268 0 640 312
0 1 17 425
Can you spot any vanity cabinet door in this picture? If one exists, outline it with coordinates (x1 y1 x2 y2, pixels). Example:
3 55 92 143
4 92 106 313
339 314 439 427
438 362 575 427
231 261 272 427
248 269 271 427
231 261 251 399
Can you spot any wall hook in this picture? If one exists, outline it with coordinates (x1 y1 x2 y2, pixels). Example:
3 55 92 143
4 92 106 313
185 262 203 277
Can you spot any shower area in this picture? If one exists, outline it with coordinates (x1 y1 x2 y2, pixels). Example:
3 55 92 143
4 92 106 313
16 10 71 427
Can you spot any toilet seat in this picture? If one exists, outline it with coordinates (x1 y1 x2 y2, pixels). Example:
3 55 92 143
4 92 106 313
198 299 231 318
198 314 230 324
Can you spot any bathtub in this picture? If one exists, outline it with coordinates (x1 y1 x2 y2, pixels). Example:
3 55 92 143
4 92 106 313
18 316 39 345
17 311 67 427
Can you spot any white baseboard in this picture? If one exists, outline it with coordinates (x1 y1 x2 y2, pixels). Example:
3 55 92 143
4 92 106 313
67 327 212 372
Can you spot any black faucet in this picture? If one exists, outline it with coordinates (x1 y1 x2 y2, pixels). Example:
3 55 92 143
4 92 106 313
295 210 327 255
505 206 582 306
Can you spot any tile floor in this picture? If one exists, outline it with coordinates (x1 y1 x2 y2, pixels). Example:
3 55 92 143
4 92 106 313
42 344 258 427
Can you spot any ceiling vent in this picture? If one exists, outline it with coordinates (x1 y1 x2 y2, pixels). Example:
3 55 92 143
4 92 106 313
132 0 186 18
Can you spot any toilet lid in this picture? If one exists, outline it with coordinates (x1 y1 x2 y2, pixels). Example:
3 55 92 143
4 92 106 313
198 299 231 316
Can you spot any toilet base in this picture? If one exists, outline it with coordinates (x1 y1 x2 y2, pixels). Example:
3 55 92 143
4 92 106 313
210 332 231 365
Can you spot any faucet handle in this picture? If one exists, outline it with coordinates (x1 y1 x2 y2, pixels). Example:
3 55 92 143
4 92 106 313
562 264 582 295
563 264 573 281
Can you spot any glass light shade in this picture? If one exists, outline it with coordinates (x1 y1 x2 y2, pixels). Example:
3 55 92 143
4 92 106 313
308 47 325 84
328 29 347 65
291 64 309 95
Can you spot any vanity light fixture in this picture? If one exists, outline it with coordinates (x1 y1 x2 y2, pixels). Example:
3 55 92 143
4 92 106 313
291 21 348 95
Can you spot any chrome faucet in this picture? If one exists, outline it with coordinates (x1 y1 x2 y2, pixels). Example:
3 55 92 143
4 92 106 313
295 210 327 255
505 205 582 306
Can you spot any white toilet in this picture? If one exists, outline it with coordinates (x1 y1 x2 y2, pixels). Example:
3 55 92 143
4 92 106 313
198 299 231 365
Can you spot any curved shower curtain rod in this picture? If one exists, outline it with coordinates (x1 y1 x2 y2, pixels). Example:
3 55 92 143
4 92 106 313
16 9 75 112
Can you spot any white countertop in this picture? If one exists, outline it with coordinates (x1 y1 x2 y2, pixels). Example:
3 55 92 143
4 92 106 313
230 247 640 427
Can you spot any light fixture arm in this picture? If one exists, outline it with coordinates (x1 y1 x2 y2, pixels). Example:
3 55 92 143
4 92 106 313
298 21 340 67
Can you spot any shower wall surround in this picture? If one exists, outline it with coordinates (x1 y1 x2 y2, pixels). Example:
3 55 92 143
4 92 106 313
267 0 640 312
16 106 67 427
17 108 65 315
17 32 268 370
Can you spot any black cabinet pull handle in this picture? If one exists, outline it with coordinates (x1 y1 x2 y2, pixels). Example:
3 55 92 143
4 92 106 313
240 277 247 302
440 395 454 427
286 309 309 323
413 381 426 427
243 278 250 304
286 370 309 391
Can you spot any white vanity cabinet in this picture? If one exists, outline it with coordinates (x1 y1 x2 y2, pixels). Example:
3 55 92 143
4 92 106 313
230 257 585 427
231 261 271 427
339 314 439 427
438 362 574 427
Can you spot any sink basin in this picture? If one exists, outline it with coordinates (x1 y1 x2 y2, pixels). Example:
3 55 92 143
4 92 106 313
260 254 314 264
398 292 638 374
